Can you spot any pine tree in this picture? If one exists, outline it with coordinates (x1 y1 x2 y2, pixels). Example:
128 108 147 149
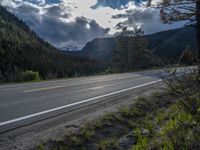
113 28 158 72
149 0 200 73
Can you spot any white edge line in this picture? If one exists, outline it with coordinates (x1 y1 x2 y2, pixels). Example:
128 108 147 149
0 72 187 127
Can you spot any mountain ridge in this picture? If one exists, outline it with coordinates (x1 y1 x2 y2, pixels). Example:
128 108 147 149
70 27 197 64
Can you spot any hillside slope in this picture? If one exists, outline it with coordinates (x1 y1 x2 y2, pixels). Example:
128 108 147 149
78 27 197 64
0 6 102 81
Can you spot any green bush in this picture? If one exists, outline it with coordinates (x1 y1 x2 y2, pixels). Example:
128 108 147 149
18 70 40 82
104 67 117 74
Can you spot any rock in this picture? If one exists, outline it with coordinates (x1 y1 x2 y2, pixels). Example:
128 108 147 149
118 131 136 149
142 129 149 136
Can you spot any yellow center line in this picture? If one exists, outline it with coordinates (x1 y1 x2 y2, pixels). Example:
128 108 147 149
24 85 65 93
89 86 105 90
23 74 142 93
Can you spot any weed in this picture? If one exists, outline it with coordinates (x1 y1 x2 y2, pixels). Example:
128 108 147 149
132 129 149 150
119 106 130 117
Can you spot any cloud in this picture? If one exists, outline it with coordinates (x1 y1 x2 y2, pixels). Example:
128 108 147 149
112 7 187 35
0 0 186 48
38 15 110 47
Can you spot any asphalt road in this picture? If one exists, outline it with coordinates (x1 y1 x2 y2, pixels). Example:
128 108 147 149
0 67 194 133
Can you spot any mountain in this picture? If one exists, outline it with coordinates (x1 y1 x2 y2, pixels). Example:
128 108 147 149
77 27 197 64
59 45 82 51
0 6 103 82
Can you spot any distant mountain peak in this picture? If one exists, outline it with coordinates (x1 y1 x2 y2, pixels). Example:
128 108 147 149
59 45 82 51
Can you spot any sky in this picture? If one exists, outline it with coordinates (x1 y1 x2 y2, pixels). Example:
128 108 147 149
0 0 186 49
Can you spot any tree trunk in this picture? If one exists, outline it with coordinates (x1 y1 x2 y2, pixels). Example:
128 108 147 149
196 0 200 74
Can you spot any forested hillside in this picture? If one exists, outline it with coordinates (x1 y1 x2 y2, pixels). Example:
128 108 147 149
0 6 103 82
75 27 197 64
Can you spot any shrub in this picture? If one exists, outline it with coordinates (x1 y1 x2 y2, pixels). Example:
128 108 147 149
18 70 40 82
161 67 200 149
104 67 117 74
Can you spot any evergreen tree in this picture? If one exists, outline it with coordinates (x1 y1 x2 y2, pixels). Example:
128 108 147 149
113 28 159 72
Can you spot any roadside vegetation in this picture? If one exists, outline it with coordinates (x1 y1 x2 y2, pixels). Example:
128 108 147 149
38 68 200 150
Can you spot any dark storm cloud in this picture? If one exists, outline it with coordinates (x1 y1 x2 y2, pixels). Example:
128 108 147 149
21 0 61 5
38 15 110 47
10 3 41 26
44 4 71 18
113 8 173 34
114 9 157 31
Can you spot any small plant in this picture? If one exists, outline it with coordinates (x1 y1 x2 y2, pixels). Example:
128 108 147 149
70 134 83 146
132 128 149 150
119 106 130 117
80 124 94 141
130 107 145 117
101 113 115 124
128 121 137 129
163 141 175 150
82 130 93 141
104 67 117 74
155 110 165 124
93 119 104 129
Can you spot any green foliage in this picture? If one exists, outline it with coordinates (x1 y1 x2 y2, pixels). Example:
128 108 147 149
153 70 200 149
104 67 117 74
166 70 200 120
18 70 40 82
80 129 94 141
159 110 199 149
162 142 174 150
132 129 149 150
119 106 130 117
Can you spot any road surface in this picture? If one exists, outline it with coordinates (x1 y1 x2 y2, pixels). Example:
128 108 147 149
0 67 193 133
